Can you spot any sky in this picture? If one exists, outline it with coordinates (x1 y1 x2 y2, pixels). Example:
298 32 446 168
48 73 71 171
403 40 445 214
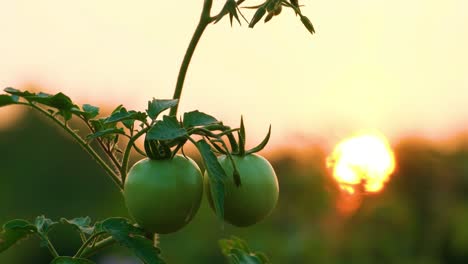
1 0 467 148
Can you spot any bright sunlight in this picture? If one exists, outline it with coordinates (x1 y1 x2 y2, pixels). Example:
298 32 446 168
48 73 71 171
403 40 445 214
327 133 396 194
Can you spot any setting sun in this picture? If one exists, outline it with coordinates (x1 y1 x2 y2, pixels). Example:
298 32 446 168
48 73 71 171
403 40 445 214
327 134 396 194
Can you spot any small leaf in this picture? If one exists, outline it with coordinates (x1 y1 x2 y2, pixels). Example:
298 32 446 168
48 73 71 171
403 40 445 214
183 110 219 128
105 109 146 125
0 219 37 252
61 217 94 235
300 15 315 34
35 216 58 235
82 104 100 119
0 95 16 107
249 7 266 28
146 115 187 141
94 218 165 264
147 99 179 120
50 256 96 264
196 140 227 221
87 128 125 139
4 87 35 97
30 92 76 110
219 236 271 264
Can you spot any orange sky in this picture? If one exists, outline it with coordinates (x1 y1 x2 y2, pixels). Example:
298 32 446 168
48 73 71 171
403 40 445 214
1 0 468 147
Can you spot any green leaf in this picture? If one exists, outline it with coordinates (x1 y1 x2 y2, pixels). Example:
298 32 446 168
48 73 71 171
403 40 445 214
35 216 58 235
30 92 76 110
50 256 96 264
4 87 35 97
94 218 165 264
146 115 187 141
196 140 227 221
0 95 16 107
0 219 37 252
300 15 315 34
81 104 100 119
219 237 271 264
183 110 219 128
87 128 125 139
61 217 94 235
146 99 179 120
105 108 147 125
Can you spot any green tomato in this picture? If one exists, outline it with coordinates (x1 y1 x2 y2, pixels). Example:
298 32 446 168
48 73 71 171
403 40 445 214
206 154 279 227
124 155 203 234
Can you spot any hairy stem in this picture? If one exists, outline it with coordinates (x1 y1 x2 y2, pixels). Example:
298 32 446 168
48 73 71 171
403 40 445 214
21 103 123 191
79 237 116 258
169 0 214 116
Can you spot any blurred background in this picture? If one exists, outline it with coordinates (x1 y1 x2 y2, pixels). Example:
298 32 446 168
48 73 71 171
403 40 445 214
1 0 468 263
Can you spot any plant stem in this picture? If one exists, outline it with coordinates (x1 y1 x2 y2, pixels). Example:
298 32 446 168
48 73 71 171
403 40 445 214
79 237 116 258
20 103 123 191
38 234 59 258
74 232 105 258
169 0 214 116
121 127 150 183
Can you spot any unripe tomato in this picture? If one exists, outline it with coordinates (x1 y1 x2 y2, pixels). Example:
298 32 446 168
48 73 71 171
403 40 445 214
206 154 279 227
124 155 203 234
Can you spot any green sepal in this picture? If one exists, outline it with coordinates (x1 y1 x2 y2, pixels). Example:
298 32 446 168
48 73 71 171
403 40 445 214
300 15 315 34
238 116 246 155
214 0 242 26
249 6 266 28
245 125 271 155
50 257 96 264
196 140 227 222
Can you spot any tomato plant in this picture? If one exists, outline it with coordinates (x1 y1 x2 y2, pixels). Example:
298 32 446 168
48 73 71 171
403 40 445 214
0 0 314 263
124 155 204 234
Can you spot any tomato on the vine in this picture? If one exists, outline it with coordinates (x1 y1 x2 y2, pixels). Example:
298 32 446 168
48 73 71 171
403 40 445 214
206 154 279 227
124 155 203 234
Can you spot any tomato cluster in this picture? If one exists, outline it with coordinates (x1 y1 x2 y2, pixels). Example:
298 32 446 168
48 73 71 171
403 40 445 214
123 152 279 234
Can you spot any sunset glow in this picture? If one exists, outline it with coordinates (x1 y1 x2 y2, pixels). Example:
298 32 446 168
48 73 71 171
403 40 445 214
327 134 395 194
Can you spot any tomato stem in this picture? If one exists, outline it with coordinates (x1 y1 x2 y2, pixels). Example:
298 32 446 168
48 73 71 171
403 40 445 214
20 102 124 191
121 126 150 183
169 0 214 116
37 233 59 258
74 232 105 258
79 237 116 258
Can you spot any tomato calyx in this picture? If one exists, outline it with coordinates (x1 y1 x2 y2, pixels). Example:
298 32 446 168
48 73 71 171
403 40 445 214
144 137 172 160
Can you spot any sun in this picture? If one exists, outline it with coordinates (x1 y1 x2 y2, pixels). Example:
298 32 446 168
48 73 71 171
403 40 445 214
327 133 396 194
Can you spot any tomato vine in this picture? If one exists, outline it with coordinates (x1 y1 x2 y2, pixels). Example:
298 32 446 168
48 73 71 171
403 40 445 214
0 0 314 263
